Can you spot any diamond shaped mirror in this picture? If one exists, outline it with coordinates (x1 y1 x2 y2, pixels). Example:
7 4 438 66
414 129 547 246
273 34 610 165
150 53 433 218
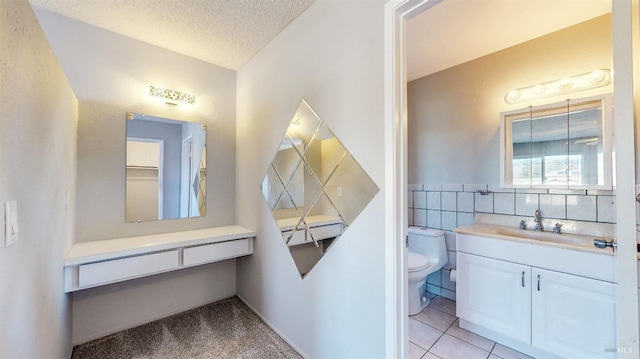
261 99 379 278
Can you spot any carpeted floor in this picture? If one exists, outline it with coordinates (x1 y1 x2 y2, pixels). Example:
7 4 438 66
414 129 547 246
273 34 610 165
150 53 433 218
71 296 302 359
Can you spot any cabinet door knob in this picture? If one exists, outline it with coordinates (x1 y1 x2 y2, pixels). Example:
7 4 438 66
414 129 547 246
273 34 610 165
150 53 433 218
537 274 541 291
521 271 525 287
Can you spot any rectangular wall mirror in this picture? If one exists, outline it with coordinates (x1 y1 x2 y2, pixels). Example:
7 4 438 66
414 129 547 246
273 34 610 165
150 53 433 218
126 112 206 222
500 94 613 189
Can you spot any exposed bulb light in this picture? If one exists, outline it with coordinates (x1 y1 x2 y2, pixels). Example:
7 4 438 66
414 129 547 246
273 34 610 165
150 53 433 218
504 69 611 104
149 85 195 105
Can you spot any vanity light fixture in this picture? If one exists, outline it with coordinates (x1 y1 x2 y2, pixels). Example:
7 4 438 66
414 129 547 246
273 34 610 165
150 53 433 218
149 85 195 105
504 69 611 104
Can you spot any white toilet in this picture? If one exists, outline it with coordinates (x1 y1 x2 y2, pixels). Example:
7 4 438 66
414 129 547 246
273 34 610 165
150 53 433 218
407 226 448 315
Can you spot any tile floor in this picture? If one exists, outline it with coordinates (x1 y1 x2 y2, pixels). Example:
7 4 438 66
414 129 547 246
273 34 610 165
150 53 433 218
409 295 534 359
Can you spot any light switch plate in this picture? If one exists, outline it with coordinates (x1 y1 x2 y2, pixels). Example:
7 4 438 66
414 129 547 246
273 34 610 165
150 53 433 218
5 200 18 247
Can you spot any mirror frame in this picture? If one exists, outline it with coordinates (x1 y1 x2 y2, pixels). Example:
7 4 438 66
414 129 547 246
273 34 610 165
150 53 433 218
500 94 614 190
125 112 207 223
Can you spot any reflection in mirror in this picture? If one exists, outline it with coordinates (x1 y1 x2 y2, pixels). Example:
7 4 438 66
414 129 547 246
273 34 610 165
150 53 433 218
126 112 206 222
502 95 611 189
261 99 379 277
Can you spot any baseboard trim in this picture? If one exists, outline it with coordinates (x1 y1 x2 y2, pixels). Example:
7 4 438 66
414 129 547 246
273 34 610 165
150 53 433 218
71 293 235 346
236 294 308 359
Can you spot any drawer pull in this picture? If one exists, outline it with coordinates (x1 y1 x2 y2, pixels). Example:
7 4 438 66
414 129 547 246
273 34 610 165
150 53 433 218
521 271 525 287
537 274 541 291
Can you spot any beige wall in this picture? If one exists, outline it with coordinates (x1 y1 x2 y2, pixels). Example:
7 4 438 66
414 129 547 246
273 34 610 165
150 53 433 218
32 7 239 344
408 15 613 185
236 1 387 357
0 1 78 358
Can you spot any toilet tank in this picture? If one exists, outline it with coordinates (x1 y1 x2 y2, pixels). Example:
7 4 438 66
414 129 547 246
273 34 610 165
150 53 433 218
407 227 448 264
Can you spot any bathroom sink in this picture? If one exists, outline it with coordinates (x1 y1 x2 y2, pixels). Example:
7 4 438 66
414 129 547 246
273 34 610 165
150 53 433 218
492 227 584 245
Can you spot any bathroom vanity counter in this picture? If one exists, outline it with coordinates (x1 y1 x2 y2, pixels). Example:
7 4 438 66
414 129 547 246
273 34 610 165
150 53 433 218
456 224 617 358
455 223 614 256
276 215 343 231
64 226 255 292
277 215 344 247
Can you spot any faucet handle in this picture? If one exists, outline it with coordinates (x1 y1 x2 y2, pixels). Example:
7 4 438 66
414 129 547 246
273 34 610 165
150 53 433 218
519 220 527 230
553 223 563 234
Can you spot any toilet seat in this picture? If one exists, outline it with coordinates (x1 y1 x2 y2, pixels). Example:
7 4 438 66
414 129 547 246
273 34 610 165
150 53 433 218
408 252 430 272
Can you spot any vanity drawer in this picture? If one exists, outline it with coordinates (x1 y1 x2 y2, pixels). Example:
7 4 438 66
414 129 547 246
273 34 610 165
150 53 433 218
183 238 251 266
283 230 306 246
78 250 179 287
309 224 342 240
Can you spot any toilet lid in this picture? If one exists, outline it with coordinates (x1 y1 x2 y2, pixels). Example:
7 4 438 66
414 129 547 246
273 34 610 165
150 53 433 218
408 252 430 272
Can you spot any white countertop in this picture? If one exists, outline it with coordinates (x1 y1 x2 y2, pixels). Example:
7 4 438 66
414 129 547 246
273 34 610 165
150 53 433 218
455 223 614 256
276 215 343 231
65 225 256 266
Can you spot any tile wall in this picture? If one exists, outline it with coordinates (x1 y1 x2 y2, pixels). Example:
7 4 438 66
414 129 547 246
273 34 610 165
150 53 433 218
408 183 616 301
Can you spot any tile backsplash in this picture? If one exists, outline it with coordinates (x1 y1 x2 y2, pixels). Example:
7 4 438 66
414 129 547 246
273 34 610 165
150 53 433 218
408 183 616 301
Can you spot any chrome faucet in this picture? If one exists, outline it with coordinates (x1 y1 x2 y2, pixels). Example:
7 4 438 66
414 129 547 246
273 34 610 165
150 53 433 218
534 210 543 232
519 220 527 230
553 223 563 234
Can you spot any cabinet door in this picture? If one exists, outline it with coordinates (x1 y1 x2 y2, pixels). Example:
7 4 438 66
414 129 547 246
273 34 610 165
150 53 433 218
532 268 616 358
457 253 531 343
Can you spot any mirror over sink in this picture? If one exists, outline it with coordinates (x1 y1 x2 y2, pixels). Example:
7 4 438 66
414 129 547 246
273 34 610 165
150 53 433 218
126 112 206 223
500 94 613 189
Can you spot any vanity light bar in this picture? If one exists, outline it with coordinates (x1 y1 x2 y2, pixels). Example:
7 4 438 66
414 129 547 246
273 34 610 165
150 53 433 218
504 69 611 104
149 85 195 105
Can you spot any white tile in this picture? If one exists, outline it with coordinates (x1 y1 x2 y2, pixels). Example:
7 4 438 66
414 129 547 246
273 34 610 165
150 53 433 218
424 184 442 191
488 184 515 193
445 250 456 270
457 212 474 227
426 192 441 210
441 192 457 211
408 209 414 226
413 307 457 332
441 288 456 301
474 193 494 213
442 184 463 192
429 296 457 316
457 192 474 213
464 184 487 192
441 212 457 231
430 334 490 359
491 343 533 359
566 195 597 221
597 195 615 223
538 194 566 219
408 184 424 191
408 191 414 208
414 209 427 227
547 189 586 195
441 268 456 291
494 193 515 215
515 193 539 216
444 231 456 251
446 319 495 352
426 284 442 296
427 210 442 229
515 188 547 194
423 352 441 359
409 317 443 350
414 191 427 209
587 189 615 196
408 342 427 359
427 269 442 286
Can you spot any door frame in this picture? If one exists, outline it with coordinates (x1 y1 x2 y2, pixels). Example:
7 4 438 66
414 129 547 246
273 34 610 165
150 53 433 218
384 0 639 357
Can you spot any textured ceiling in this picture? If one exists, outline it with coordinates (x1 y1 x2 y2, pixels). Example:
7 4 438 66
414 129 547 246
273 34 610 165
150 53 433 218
29 0 314 71
407 0 611 81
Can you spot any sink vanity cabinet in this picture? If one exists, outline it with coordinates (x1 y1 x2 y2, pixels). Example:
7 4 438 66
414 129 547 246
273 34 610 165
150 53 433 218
456 228 616 359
